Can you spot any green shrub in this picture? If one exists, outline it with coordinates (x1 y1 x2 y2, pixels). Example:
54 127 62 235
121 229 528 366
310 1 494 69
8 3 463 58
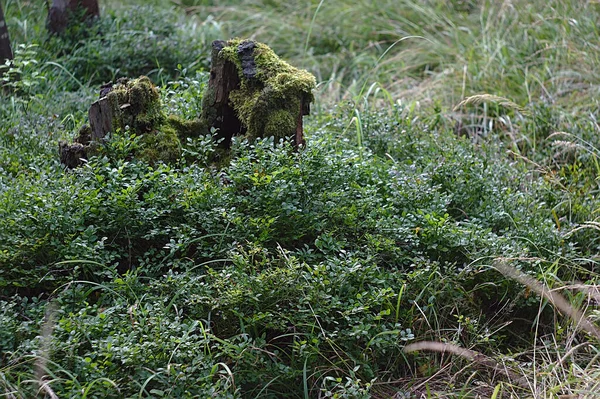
43 6 222 86
3 0 600 396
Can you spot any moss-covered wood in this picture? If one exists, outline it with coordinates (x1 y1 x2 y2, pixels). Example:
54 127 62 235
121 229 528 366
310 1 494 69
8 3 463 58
200 39 316 149
59 76 196 167
59 40 315 168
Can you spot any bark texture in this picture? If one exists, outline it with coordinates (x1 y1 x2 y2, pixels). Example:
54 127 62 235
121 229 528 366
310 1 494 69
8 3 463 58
0 1 13 76
59 80 118 168
89 93 114 141
201 40 244 149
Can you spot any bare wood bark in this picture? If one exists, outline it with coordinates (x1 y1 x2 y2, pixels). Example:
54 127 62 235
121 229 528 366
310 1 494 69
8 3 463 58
295 102 304 148
201 40 243 149
0 1 13 77
59 82 112 168
296 93 311 147
58 141 86 168
89 96 113 141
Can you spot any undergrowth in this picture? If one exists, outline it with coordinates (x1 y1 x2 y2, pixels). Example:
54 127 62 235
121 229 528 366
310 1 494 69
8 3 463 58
1 0 600 397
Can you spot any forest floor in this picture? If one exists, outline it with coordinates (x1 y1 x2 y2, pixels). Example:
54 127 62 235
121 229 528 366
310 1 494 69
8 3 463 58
2 0 600 397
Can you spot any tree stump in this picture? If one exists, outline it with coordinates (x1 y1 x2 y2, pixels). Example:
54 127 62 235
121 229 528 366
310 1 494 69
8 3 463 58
200 39 316 149
47 0 100 35
88 82 116 141
0 2 13 78
58 141 86 169
59 77 184 168
59 41 316 168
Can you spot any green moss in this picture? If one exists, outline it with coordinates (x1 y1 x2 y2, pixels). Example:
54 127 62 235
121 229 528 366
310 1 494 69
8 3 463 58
219 38 316 140
106 76 165 133
100 76 173 164
264 109 297 138
219 42 243 71
166 114 208 138
138 125 181 165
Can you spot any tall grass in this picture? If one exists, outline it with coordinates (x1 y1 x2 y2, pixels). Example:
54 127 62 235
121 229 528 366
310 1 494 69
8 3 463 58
175 0 600 112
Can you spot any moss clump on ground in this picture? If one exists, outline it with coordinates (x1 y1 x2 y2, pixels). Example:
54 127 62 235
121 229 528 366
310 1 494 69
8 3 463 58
166 114 208 139
219 38 316 141
138 125 182 164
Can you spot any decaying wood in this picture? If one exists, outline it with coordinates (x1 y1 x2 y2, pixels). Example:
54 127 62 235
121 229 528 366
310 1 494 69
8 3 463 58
89 97 114 141
296 93 311 148
59 41 315 168
59 141 86 169
202 40 244 149
59 82 114 168
60 76 177 168
201 39 313 149
295 102 304 148
0 2 13 78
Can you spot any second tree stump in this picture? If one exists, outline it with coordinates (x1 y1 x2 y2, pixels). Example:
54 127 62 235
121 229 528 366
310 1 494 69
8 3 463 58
200 39 316 149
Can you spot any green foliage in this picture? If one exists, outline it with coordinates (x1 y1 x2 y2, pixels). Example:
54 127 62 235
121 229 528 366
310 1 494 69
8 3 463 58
1 44 45 95
64 6 219 84
5 4 222 87
2 0 600 397
1 44 46 117
163 70 209 120
0 102 578 394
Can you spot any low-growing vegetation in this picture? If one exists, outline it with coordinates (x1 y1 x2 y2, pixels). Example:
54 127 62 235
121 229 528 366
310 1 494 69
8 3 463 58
1 0 600 397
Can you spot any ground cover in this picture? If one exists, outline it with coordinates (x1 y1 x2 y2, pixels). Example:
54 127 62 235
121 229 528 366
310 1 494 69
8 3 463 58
1 0 600 397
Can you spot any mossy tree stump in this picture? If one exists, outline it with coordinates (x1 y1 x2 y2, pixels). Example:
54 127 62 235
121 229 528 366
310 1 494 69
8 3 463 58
59 76 185 168
200 39 316 149
59 40 315 168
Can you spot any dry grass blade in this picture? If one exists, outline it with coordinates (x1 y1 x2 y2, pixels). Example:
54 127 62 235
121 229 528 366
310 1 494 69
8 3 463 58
39 380 59 399
403 341 528 388
567 221 600 236
551 140 580 150
453 94 530 115
493 259 600 341
547 131 574 140
34 301 58 399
